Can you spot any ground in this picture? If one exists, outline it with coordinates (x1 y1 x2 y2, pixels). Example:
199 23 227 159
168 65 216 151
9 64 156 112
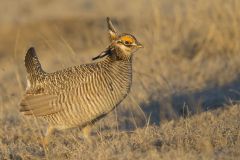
0 0 240 159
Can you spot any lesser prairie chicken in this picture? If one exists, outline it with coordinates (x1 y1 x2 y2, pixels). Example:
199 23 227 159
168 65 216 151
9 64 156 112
20 17 143 144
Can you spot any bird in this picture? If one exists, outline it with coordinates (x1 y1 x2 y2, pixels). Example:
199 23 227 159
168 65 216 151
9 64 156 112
19 17 143 145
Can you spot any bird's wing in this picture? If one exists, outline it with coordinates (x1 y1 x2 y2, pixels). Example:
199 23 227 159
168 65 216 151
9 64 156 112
19 93 60 116
19 63 99 117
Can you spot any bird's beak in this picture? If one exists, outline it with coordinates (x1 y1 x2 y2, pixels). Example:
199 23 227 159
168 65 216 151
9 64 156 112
136 41 143 48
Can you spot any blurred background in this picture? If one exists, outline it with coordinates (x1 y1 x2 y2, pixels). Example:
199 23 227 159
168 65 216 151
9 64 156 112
0 0 240 159
0 0 240 124
1 0 240 124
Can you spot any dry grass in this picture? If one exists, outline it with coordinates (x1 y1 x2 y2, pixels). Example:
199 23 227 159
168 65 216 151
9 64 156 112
1 0 240 159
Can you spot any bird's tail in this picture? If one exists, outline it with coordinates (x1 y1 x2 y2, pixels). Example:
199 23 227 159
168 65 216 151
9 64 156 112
25 47 45 77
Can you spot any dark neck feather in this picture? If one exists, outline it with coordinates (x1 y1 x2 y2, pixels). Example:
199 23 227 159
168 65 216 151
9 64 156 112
107 48 132 61
99 49 133 74
92 46 132 62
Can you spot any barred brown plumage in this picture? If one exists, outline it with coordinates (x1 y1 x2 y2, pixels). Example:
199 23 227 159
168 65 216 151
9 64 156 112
19 17 143 145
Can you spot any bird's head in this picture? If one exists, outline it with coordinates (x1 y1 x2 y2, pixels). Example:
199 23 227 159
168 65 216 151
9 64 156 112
107 17 143 59
92 17 143 61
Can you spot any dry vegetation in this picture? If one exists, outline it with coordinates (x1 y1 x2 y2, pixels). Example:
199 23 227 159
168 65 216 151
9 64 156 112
0 0 240 159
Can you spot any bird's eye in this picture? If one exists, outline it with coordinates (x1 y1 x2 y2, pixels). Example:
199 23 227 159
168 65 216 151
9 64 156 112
117 40 132 46
124 41 131 45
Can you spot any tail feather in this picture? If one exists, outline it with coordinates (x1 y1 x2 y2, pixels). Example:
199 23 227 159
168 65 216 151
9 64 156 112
25 47 44 76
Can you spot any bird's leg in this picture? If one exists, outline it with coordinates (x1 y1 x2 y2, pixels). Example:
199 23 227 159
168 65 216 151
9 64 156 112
41 126 54 147
82 125 92 143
